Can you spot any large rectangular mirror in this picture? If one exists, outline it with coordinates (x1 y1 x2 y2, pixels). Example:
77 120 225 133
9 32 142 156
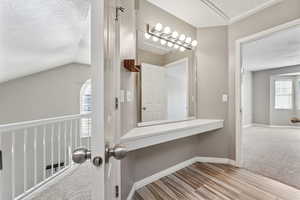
136 0 198 126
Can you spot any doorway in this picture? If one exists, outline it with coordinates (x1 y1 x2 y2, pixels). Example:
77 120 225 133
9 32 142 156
236 19 300 189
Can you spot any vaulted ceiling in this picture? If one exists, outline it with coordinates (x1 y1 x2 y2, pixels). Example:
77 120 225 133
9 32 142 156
0 0 283 83
0 0 90 83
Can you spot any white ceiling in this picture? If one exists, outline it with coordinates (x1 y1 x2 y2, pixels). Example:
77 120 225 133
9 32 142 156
0 0 90 83
242 25 300 71
146 0 282 28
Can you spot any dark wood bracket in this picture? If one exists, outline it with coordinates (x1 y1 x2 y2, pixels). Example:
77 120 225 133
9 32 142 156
123 59 141 72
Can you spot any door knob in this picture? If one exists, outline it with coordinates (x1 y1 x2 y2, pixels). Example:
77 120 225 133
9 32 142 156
72 147 103 166
106 145 127 161
72 147 92 164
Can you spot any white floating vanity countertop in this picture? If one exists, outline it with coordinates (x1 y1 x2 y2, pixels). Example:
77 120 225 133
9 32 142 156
121 119 224 151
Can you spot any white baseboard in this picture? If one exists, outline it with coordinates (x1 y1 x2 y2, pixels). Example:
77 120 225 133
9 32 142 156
252 123 300 129
243 124 253 128
126 156 236 200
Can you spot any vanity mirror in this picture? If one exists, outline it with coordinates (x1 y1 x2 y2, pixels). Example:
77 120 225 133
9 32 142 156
136 0 198 126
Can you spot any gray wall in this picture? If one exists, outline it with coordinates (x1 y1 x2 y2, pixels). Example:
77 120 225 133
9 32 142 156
228 0 300 159
0 63 91 124
252 65 300 125
196 26 229 158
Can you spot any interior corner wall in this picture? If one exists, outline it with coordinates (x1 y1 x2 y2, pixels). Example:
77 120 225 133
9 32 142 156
242 71 253 126
0 63 91 124
228 0 300 159
196 26 230 158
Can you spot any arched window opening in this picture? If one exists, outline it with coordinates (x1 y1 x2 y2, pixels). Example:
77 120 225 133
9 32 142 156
80 79 92 137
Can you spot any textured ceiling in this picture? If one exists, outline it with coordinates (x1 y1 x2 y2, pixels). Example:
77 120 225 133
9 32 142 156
242 25 300 71
0 0 90 83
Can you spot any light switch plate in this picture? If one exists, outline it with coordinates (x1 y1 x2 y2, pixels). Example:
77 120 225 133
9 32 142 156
120 90 125 102
222 94 228 102
126 90 132 102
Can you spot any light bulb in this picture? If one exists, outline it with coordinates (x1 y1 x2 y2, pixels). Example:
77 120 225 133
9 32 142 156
180 46 186 52
191 40 198 47
152 36 159 42
155 23 163 31
172 31 179 38
179 34 186 41
160 39 167 45
174 44 179 49
144 32 151 39
185 37 192 44
167 42 173 47
164 26 171 34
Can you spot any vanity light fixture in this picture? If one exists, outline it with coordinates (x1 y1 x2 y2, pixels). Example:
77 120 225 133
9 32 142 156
167 42 173 47
145 23 197 51
179 34 186 41
160 39 167 45
164 26 171 34
144 32 151 39
155 23 163 32
172 31 179 39
185 37 192 44
191 40 198 47
152 36 159 42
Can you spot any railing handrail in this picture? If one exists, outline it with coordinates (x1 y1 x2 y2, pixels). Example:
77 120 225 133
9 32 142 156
0 112 92 132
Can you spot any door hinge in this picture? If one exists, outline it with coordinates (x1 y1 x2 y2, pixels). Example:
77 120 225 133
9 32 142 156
115 97 119 110
115 6 125 21
0 150 2 170
115 185 119 198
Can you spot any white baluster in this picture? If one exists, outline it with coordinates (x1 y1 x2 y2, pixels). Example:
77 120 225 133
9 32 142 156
75 120 78 148
64 121 67 167
88 118 91 149
43 126 46 180
79 119 82 147
69 120 73 153
11 131 15 199
51 124 54 175
58 123 61 171
24 129 28 192
34 127 38 185
0 132 2 200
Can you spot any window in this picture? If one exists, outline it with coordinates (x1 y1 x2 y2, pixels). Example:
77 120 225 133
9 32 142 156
274 80 293 109
80 79 92 137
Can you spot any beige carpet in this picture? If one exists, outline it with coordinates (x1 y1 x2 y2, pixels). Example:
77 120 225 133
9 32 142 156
242 126 300 189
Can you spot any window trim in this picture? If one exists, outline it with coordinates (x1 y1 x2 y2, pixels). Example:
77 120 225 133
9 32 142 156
274 79 293 110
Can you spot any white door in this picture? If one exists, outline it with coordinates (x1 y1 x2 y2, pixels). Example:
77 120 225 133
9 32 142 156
0 0 124 199
141 63 167 122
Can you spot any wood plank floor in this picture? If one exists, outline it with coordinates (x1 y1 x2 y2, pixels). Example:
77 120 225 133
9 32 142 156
133 162 300 200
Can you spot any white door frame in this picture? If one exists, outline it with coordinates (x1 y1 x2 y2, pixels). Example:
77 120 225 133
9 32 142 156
235 18 300 167
91 0 105 199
